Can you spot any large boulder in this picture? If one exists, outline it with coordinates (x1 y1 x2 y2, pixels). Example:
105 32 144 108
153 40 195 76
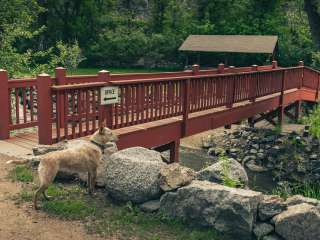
32 143 66 156
160 180 263 240
253 223 274 239
273 203 320 240
285 195 320 207
258 195 286 221
196 159 249 187
105 147 166 203
159 163 196 192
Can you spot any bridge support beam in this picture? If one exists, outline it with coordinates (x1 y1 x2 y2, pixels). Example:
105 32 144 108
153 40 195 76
153 139 180 163
294 101 301 122
170 140 180 163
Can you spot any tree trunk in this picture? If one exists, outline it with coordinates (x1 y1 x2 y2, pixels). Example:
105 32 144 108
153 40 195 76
305 0 320 48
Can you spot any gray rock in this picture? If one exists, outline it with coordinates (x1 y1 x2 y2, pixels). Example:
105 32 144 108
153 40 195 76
32 143 66 156
259 195 286 221
229 148 240 154
253 223 274 239
285 195 320 207
273 203 320 240
139 200 160 213
105 147 166 203
160 181 263 240
252 144 259 150
246 160 268 173
202 135 215 148
208 147 225 156
262 234 282 240
160 180 262 240
159 163 196 192
197 159 249 187
250 149 258 154
310 154 318 160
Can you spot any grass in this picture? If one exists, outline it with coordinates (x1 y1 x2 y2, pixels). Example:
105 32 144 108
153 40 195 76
8 165 33 182
68 67 182 75
273 182 320 200
18 66 182 77
219 154 244 188
10 166 222 240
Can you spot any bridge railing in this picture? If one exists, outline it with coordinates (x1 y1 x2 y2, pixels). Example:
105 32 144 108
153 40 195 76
0 61 316 144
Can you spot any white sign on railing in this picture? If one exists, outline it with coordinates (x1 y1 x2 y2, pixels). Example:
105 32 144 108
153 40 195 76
100 86 119 105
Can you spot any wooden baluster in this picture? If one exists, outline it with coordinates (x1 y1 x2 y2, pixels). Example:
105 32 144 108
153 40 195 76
227 66 235 108
278 70 287 126
55 67 67 128
182 79 190 137
250 65 258 102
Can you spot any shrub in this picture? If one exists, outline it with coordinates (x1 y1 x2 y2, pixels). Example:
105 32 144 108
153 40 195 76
303 104 320 139
52 41 86 73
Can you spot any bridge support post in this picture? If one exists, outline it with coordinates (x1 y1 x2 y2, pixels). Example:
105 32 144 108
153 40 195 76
55 67 67 128
37 73 53 145
98 70 112 129
170 139 180 163
248 117 255 128
295 101 301 122
0 70 9 140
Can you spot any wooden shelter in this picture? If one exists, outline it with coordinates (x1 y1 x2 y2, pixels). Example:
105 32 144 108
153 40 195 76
179 35 278 66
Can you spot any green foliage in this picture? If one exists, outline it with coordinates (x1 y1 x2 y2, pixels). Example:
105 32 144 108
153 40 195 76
219 154 244 188
303 104 320 139
8 165 33 182
273 182 320 200
0 0 319 70
18 183 221 240
52 41 86 73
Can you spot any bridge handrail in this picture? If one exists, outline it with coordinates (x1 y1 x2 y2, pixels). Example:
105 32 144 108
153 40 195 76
51 82 106 91
108 66 303 85
304 66 320 74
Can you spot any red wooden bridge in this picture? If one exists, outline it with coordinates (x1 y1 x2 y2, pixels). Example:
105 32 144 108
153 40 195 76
1 61 319 161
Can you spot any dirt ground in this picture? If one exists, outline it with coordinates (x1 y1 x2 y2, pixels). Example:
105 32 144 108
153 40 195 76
0 154 108 240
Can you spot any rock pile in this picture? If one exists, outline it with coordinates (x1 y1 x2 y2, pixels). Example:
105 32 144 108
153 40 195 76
32 139 320 240
205 126 320 184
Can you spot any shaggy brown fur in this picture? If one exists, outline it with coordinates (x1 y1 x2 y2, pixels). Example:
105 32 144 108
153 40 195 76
7 127 118 210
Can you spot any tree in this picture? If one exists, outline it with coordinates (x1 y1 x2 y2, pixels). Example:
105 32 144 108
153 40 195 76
304 0 320 48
